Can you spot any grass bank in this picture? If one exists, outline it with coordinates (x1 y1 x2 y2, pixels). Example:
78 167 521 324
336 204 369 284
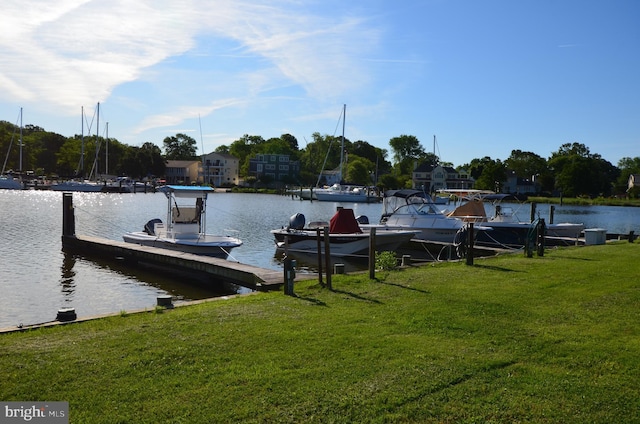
528 196 640 207
2 243 639 423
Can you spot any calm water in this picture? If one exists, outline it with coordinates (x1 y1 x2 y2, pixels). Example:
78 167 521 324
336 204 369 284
1 190 639 328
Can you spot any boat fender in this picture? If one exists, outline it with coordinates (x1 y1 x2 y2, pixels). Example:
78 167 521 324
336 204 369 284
288 213 305 230
356 215 369 225
144 218 163 235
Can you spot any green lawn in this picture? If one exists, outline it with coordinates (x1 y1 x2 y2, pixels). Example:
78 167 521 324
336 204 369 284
1 242 639 423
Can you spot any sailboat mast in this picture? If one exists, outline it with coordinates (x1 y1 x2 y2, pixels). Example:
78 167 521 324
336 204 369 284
95 102 99 177
18 107 23 173
339 104 345 182
105 122 109 176
81 107 84 177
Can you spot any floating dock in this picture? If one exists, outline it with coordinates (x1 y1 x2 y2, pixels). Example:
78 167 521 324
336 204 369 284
62 235 285 290
61 193 288 291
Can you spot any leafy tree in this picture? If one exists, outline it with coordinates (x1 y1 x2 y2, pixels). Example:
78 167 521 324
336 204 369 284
55 136 84 177
345 156 375 185
121 142 165 179
378 173 401 191
473 158 507 191
215 145 230 154
505 150 548 180
229 134 266 176
389 134 424 164
463 156 494 180
505 149 553 193
548 142 618 197
281 133 299 151
163 133 198 160
298 132 348 185
31 131 67 176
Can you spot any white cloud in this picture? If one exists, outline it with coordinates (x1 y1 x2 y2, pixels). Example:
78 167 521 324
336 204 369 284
0 0 379 134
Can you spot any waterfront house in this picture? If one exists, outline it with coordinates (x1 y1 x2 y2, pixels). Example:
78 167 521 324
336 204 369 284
412 163 474 192
201 152 240 187
248 154 301 187
165 160 200 185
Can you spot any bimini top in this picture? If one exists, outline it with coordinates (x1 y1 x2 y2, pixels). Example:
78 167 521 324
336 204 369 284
159 185 215 197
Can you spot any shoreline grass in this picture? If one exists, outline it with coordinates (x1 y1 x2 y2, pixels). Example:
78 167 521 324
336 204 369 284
1 243 639 423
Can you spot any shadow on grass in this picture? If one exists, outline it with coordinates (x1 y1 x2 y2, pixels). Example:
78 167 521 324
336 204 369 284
294 295 328 306
379 280 430 294
472 264 523 272
551 255 595 261
329 288 383 304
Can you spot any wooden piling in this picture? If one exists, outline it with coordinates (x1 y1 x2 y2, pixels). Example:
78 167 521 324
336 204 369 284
62 192 75 237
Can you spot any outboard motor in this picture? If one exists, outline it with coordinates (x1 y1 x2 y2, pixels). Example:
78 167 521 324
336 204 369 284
288 213 306 230
356 215 369 225
144 218 163 235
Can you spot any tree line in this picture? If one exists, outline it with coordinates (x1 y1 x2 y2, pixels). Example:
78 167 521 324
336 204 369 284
1 118 638 197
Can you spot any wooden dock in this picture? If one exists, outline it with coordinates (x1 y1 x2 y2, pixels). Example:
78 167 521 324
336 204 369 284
62 235 286 291
60 192 289 291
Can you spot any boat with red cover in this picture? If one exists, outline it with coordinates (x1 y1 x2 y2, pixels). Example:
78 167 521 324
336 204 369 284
271 207 417 257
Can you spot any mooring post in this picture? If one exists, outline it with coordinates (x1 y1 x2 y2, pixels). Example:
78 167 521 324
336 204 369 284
549 205 555 225
62 192 75 237
466 223 474 266
316 228 324 286
530 202 537 223
369 227 376 279
283 256 295 296
536 219 546 256
629 231 635 243
323 227 332 290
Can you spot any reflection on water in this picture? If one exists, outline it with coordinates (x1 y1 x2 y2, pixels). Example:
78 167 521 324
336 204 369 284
60 254 77 299
554 208 600 215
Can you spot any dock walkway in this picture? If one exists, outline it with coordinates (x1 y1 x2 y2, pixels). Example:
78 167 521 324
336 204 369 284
63 235 286 291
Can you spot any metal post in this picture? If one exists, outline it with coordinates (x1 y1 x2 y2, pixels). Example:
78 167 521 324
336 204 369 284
466 223 474 265
369 227 376 279
316 228 323 286
537 219 545 257
323 227 332 290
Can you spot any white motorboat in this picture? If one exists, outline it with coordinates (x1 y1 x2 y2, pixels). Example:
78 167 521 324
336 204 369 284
50 180 104 192
379 189 466 243
271 208 417 257
446 193 585 248
123 185 242 258
313 183 381 203
0 175 23 190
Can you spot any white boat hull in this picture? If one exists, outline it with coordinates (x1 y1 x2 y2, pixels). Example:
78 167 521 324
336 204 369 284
272 228 416 257
381 215 464 243
0 176 23 190
51 181 104 192
123 232 241 258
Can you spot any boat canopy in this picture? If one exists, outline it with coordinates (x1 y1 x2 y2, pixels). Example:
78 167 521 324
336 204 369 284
329 208 362 234
162 185 214 198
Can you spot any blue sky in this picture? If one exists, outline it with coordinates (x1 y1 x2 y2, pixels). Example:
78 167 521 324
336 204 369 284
1 0 638 168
